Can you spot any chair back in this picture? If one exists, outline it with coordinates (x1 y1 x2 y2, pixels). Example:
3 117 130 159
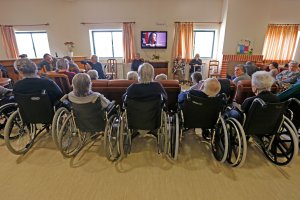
124 95 163 130
208 60 220 78
14 91 54 124
158 80 181 112
183 94 224 129
70 98 106 132
46 73 72 94
244 98 290 135
106 59 117 79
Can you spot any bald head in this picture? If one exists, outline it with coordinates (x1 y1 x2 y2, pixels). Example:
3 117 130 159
202 78 221 97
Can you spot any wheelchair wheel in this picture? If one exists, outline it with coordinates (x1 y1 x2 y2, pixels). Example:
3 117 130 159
104 114 121 161
119 112 131 158
211 117 229 162
4 111 36 155
226 118 247 167
0 103 18 139
51 107 70 148
158 111 168 155
58 115 84 158
167 113 180 160
260 121 298 166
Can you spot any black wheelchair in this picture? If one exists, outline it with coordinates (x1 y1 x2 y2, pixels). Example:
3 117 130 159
56 95 120 161
4 91 55 155
176 93 247 166
119 95 175 159
240 98 298 166
0 102 18 139
285 98 300 140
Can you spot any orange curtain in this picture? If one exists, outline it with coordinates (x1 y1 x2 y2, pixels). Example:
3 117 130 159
172 22 194 62
0 26 19 58
262 24 298 64
123 22 136 63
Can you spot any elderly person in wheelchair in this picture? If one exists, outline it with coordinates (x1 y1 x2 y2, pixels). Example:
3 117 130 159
121 63 170 158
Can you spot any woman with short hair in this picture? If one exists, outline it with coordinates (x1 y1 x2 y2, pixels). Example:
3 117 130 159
87 70 99 80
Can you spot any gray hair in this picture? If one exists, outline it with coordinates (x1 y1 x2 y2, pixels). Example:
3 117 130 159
138 63 154 83
202 78 221 97
15 58 38 76
191 72 203 84
56 59 69 70
87 70 98 80
235 64 246 73
251 71 274 92
127 71 138 81
72 73 92 97
155 73 168 81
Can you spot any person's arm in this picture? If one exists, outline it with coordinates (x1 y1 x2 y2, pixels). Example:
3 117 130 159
48 80 64 103
282 72 300 84
98 93 111 109
241 97 253 113
178 91 188 106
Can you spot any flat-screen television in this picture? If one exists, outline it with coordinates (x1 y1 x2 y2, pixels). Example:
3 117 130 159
141 31 167 49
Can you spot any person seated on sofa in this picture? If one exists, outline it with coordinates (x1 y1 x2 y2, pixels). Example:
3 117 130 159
39 53 57 71
154 73 168 81
85 55 106 79
63 56 80 73
268 62 279 78
87 70 99 80
232 64 251 85
127 71 138 81
277 77 300 101
56 58 76 84
276 60 300 87
14 58 63 105
190 72 203 90
244 61 258 76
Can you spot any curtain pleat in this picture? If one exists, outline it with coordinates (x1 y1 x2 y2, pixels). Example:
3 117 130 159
0 26 19 58
122 23 136 63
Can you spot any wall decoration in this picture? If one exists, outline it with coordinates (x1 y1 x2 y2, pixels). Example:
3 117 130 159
237 39 253 55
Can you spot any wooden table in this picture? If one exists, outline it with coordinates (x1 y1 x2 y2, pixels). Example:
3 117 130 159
0 78 11 87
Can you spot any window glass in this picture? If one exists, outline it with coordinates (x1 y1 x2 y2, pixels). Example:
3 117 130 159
194 31 215 58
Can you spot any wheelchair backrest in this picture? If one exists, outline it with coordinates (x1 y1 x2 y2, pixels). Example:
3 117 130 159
70 98 106 132
182 94 223 129
124 95 163 130
14 91 54 124
244 98 290 135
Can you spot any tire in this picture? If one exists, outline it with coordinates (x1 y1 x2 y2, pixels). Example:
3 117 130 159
211 117 229 163
0 103 18 139
51 107 70 148
104 114 121 161
168 113 179 160
4 111 35 155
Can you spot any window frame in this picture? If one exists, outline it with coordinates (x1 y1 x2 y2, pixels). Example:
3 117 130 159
90 30 123 58
15 31 49 58
193 30 216 59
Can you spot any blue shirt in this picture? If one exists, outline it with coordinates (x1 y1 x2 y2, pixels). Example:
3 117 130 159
88 61 105 79
131 59 144 71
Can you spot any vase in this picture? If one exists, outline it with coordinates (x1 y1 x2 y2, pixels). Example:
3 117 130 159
68 51 74 57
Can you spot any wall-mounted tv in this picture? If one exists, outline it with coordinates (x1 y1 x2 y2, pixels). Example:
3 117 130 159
141 31 167 49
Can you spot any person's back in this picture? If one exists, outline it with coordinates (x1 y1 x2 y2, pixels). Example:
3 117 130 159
244 61 258 76
14 59 63 105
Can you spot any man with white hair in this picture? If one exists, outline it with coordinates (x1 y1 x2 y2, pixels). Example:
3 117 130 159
178 78 221 106
276 60 300 85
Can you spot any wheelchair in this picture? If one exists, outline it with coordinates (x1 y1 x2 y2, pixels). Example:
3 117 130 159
4 91 55 155
56 96 121 161
240 98 299 166
119 95 174 159
285 98 300 138
0 102 18 139
176 93 247 166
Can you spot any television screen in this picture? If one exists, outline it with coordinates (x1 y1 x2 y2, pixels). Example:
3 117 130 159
141 31 167 49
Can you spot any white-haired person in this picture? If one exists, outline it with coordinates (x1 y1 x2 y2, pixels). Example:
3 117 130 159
123 63 167 101
178 77 221 107
276 60 300 87
127 71 138 81
87 70 99 80
226 71 280 122
13 58 63 105
68 73 111 109
154 73 167 81
56 58 76 84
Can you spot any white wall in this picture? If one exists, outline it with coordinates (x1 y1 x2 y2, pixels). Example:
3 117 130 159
0 0 223 62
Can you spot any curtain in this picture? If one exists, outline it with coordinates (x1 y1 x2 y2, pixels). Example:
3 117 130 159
171 22 194 62
0 26 19 58
262 24 298 64
123 22 136 63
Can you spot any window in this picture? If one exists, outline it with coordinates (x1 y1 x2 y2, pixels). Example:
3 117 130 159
193 30 215 58
15 32 50 58
91 30 123 58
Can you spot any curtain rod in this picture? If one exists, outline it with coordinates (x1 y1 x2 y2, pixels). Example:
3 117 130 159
175 21 222 24
0 23 49 27
268 23 299 26
81 22 135 25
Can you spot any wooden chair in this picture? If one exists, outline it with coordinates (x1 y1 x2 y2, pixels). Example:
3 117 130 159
46 73 72 94
208 60 221 78
106 59 117 79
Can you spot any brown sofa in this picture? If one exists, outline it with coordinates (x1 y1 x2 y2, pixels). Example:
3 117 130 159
91 79 181 111
234 80 279 104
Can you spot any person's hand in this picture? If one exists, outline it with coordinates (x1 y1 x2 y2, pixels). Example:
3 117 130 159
85 63 92 70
